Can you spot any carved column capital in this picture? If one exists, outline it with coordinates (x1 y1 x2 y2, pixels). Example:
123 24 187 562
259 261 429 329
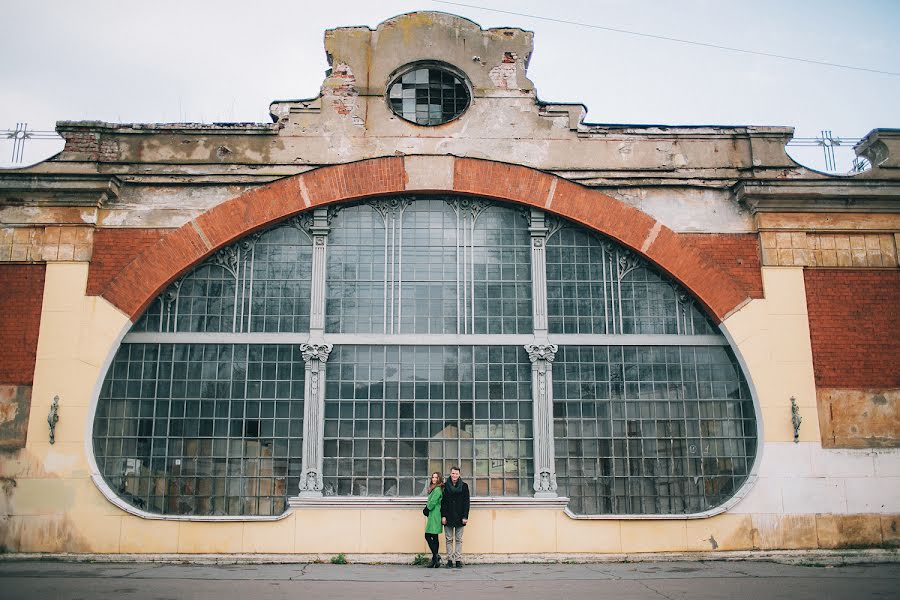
300 342 333 363
525 343 558 364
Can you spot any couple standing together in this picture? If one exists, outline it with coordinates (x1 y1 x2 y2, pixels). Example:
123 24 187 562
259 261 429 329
423 466 470 569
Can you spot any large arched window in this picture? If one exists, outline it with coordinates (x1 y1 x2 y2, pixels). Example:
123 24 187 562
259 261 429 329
94 196 757 518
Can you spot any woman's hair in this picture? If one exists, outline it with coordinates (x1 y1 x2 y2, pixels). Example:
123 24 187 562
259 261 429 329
427 471 444 494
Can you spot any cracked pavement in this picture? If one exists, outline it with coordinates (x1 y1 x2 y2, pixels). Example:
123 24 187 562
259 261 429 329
0 560 898 599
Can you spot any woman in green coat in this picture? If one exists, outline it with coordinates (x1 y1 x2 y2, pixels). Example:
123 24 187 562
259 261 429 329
423 472 444 568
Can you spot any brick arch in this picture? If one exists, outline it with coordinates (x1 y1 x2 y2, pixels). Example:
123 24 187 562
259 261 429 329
101 155 751 322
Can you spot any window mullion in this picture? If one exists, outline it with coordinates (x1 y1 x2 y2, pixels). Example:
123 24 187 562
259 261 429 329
529 208 549 336
297 343 332 497
298 207 332 497
308 208 330 334
526 209 557 498
525 343 558 498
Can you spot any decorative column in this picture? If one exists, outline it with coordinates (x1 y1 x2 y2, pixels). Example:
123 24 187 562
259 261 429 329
297 342 332 496
528 208 549 337
525 343 558 498
298 207 332 497
308 207 330 335
526 207 557 497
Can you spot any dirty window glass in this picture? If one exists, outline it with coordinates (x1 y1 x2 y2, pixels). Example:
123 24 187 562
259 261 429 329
94 344 304 517
387 66 470 126
553 345 756 515
132 221 313 334
102 195 755 517
547 226 716 335
322 345 533 497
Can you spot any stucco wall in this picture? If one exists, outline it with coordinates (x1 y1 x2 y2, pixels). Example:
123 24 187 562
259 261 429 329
1 11 897 556
1 262 897 555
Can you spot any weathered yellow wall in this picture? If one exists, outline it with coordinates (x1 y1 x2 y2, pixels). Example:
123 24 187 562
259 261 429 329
722 267 820 443
1 263 897 555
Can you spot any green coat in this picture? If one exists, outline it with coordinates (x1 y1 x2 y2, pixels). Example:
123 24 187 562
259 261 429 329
424 486 443 534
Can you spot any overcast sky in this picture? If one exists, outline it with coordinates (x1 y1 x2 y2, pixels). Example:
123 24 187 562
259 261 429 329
2 0 899 170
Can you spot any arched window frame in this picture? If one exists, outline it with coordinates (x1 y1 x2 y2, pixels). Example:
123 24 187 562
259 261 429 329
93 195 761 521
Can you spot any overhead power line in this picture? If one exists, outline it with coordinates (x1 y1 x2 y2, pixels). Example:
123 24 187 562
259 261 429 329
432 1 900 77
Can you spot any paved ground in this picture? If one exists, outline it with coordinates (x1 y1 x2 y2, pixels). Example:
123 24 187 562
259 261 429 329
0 560 898 600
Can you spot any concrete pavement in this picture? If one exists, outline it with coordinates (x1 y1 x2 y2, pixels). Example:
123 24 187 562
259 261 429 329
0 559 899 600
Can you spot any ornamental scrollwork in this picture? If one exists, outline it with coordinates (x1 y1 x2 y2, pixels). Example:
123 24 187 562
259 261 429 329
162 279 182 307
517 205 533 227
211 245 240 275
534 469 558 493
298 469 323 493
238 231 264 251
370 197 412 220
285 211 315 234
544 214 564 240
445 197 491 221
616 251 640 280
524 343 558 364
299 342 333 363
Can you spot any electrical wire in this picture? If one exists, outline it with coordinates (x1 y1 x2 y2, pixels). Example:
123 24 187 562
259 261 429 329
432 1 900 77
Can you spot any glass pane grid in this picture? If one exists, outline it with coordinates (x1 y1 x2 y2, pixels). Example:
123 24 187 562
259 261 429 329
176 265 236 333
248 226 313 333
546 228 610 334
326 205 387 333
109 197 756 519
547 227 719 336
94 343 304 517
399 201 459 334
553 345 755 516
322 345 533 497
133 222 313 335
388 67 469 126
472 206 533 334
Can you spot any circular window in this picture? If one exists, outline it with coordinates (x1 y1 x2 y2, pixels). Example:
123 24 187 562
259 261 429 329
387 65 470 126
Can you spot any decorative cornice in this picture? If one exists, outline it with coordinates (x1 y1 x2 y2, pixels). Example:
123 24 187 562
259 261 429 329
735 180 900 214
855 128 900 169
0 175 120 207
56 120 277 135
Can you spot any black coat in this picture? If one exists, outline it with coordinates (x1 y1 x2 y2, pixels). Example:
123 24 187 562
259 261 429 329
440 478 470 527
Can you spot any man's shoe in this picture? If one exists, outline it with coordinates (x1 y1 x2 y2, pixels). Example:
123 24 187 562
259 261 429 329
455 561 462 569
445 560 453 568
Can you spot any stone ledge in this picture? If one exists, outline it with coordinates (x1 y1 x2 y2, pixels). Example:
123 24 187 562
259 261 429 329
288 496 571 510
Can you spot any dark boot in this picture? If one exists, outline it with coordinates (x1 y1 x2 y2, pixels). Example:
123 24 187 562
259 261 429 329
428 555 441 568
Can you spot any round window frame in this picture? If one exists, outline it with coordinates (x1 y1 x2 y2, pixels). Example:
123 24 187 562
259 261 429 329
384 61 472 127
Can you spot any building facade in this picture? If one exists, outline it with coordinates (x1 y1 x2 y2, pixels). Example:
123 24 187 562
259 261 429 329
0 12 898 556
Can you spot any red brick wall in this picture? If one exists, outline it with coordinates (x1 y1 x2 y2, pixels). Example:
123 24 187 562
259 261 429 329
86 228 171 296
805 269 900 388
684 234 764 298
0 264 46 385
98 159 751 321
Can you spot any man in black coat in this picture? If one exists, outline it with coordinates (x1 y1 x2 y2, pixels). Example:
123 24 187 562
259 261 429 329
440 466 470 568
